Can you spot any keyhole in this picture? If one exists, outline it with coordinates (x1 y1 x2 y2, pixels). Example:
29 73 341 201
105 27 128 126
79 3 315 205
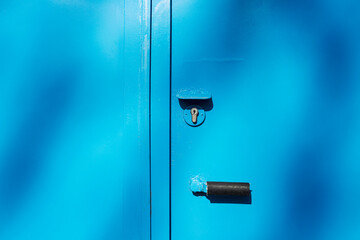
191 107 199 124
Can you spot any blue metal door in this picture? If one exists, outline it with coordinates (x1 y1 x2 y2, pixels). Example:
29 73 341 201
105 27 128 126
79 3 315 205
0 1 150 239
171 1 360 239
2 1 360 239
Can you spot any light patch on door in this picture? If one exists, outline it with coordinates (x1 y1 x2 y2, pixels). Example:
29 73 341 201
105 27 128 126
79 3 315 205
189 175 207 193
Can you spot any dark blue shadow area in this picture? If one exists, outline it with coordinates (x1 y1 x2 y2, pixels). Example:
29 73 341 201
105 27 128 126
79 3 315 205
272 9 357 240
178 99 213 111
271 0 323 28
193 192 252 204
318 29 353 103
280 148 334 240
0 70 76 231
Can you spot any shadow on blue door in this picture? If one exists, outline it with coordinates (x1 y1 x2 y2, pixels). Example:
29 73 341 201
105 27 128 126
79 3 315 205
0 71 76 232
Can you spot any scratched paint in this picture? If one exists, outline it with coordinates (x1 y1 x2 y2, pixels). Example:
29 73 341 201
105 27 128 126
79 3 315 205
189 175 207 193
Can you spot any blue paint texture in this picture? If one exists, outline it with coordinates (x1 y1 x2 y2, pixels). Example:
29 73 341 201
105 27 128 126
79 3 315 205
171 0 360 239
190 176 207 193
1 0 360 239
0 1 150 239
150 1 171 240
176 89 212 100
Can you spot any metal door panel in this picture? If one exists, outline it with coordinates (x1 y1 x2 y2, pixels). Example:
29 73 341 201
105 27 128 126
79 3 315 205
171 1 360 239
150 0 171 240
0 1 150 239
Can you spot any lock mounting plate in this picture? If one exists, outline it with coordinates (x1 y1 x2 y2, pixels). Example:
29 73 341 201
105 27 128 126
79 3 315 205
184 105 205 127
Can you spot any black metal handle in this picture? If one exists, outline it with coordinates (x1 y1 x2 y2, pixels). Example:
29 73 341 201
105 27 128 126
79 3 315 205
207 182 250 196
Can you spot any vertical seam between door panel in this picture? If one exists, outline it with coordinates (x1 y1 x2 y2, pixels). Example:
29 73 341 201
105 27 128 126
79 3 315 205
169 0 172 239
149 0 153 239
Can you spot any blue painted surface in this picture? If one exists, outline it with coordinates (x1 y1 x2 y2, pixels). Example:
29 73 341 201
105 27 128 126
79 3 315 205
171 0 360 239
189 176 207 193
150 0 171 240
2 0 360 239
176 89 212 100
0 1 150 239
